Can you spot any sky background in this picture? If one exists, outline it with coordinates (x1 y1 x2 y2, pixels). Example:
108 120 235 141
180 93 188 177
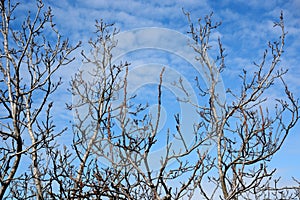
16 0 300 185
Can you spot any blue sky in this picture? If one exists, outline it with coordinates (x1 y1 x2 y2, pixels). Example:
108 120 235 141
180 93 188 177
17 0 300 185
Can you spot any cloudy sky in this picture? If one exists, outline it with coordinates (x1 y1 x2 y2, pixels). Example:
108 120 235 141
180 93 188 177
17 0 300 184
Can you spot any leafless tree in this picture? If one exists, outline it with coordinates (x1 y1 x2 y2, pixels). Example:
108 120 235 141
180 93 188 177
1 1 299 199
183 11 300 199
0 0 79 199
59 17 213 199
